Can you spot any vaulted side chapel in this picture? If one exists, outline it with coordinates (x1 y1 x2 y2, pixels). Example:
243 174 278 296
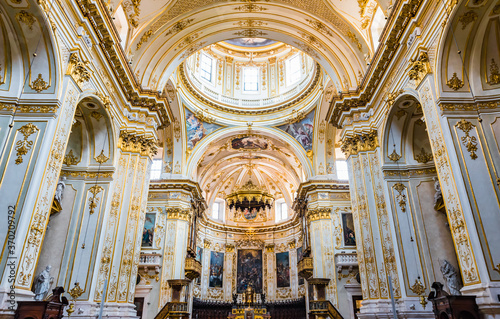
1 0 500 318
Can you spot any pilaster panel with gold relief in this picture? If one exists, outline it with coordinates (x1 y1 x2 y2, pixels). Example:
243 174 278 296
417 79 480 286
11 83 80 291
342 132 401 300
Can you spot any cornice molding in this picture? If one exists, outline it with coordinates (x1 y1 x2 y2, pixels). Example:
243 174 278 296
75 0 172 127
295 180 350 200
326 0 425 127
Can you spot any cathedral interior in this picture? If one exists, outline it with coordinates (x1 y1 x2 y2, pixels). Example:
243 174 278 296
1 0 500 318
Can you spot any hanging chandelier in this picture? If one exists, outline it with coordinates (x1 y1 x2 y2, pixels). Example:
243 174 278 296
226 180 274 211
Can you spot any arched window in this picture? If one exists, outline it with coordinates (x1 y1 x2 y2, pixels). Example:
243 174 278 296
336 160 349 180
200 54 213 82
150 159 162 180
243 67 259 92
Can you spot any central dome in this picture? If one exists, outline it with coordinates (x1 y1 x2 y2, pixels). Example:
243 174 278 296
177 40 322 122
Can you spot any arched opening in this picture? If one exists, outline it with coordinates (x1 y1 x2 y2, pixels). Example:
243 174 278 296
383 94 461 296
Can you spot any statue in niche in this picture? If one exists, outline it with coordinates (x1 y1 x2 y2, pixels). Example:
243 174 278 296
433 177 445 213
33 265 54 301
440 260 462 295
54 177 66 203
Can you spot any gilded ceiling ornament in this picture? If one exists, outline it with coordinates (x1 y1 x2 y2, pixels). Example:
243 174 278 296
233 3 267 12
15 123 39 165
30 74 50 93
95 150 109 164
11 0 22 4
393 183 407 213
415 147 433 163
293 41 320 59
488 59 500 85
195 109 215 124
176 33 202 50
16 10 36 30
136 29 153 50
180 42 207 59
455 119 478 160
165 18 195 37
63 149 80 166
122 0 141 27
358 0 369 16
388 149 402 162
446 72 464 90
297 32 323 50
234 20 267 28
305 19 333 37
458 10 477 29
346 31 363 51
233 29 267 37
286 110 306 124
88 185 104 214
96 92 112 109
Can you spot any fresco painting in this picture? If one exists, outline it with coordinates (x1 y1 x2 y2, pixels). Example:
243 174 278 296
186 109 222 149
277 110 314 151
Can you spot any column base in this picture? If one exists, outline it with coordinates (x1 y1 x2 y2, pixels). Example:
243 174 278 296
64 301 139 319
357 298 434 319
462 282 500 319
0 287 35 318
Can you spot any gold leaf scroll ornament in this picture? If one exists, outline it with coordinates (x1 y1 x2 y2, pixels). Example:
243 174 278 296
15 123 39 164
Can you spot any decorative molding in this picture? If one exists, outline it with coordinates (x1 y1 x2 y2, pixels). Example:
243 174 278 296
0 103 58 113
388 149 402 162
136 29 153 50
95 150 109 163
408 51 431 86
458 10 477 29
165 19 195 37
393 183 407 213
305 19 333 37
166 207 192 221
386 89 404 106
30 74 50 93
63 149 80 166
415 147 433 163
67 53 91 84
60 170 113 179
16 10 36 29
233 3 267 12
15 123 39 164
489 59 500 85
446 72 464 90
340 130 378 157
384 167 437 177
292 42 319 59
88 185 104 215
440 101 500 111
306 208 331 222
233 29 267 37
234 19 267 28
455 119 478 159
118 131 158 158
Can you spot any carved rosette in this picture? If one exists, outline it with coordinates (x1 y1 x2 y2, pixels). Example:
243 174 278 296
119 131 158 158
340 130 378 157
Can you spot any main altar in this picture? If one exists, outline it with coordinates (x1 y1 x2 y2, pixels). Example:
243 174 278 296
228 286 270 319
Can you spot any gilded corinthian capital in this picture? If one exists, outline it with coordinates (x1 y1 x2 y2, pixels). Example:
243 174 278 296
306 208 332 222
166 207 192 222
119 131 158 158
340 130 378 157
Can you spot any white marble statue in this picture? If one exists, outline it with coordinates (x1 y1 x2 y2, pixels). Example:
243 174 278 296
33 265 54 301
433 177 442 206
54 177 66 203
440 259 462 295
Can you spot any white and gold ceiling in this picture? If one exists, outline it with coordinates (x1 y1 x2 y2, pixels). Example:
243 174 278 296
108 0 388 225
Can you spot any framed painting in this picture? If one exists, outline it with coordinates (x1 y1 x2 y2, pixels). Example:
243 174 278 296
141 213 156 247
276 252 290 288
209 251 224 288
236 249 263 293
342 213 356 246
